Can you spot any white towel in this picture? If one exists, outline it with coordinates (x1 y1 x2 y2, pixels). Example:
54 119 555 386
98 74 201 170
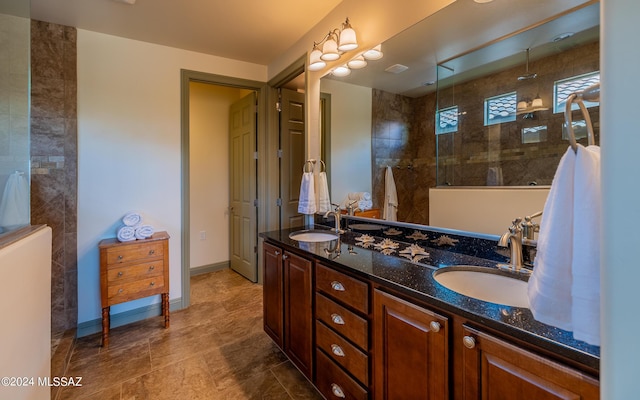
298 172 316 214
358 199 373 210
487 166 504 186
122 212 143 227
383 166 398 221
117 225 136 242
134 225 155 240
528 147 575 331
361 192 372 201
317 171 331 214
571 145 601 346
0 172 29 229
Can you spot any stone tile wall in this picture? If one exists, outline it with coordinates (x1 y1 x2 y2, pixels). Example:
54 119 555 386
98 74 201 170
30 20 77 333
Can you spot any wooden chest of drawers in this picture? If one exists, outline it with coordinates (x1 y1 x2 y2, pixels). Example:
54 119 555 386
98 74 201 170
98 231 170 347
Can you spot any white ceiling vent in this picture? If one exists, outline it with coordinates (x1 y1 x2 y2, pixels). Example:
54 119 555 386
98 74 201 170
385 64 409 74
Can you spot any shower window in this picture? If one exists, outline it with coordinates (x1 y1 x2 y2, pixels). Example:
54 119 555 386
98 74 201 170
436 106 459 134
484 92 517 126
554 71 600 113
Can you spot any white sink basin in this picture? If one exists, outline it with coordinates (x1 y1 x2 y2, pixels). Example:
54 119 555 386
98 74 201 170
289 230 339 243
433 266 529 308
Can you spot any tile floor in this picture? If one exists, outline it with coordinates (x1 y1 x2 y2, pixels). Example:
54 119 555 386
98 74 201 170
57 269 324 399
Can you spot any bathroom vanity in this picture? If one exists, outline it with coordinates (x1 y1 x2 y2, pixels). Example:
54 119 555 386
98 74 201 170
260 224 599 400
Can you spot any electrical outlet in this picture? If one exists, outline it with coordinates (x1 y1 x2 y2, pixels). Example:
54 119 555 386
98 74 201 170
199 231 206 240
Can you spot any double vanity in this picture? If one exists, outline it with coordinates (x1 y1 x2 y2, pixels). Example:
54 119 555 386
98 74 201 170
260 220 600 399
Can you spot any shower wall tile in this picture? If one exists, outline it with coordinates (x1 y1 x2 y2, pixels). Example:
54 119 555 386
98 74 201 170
31 20 77 334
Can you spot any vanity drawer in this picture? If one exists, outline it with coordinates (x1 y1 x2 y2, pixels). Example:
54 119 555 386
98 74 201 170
316 293 368 350
105 241 164 265
317 321 368 386
316 263 369 314
107 260 164 283
316 348 368 400
107 276 165 303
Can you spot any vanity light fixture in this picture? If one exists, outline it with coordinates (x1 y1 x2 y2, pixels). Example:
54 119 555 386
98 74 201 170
308 19 384 73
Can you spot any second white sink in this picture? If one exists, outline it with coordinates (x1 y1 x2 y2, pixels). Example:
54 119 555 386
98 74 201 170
289 230 339 243
433 265 529 308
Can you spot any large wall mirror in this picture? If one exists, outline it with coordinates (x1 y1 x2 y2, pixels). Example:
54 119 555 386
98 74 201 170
320 0 599 228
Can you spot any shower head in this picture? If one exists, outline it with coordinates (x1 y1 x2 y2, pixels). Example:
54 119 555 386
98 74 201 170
517 48 537 81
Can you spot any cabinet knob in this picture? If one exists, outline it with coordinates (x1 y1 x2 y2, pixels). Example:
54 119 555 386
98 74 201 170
118 288 123 294
330 313 345 325
117 255 123 260
463 336 476 349
430 321 441 333
282 254 289 260
117 271 123 277
331 281 345 292
149 265 155 271
274 250 280 256
150 281 155 286
149 249 155 255
331 383 346 398
331 344 345 357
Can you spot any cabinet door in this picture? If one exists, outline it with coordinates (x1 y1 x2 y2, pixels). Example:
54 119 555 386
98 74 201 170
263 242 283 349
373 289 449 400
284 251 313 378
461 325 599 400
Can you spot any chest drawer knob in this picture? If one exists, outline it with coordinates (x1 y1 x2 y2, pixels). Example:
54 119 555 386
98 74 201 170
149 265 155 271
331 344 345 357
430 321 441 333
148 249 155 255
330 313 345 325
331 383 346 398
331 281 345 292
150 281 155 286
117 255 123 260
117 271 123 277
118 288 123 294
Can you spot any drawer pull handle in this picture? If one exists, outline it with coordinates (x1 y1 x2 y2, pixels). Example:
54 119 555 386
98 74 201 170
149 249 155 255
282 254 289 260
117 271 123 277
331 344 345 357
463 336 476 349
330 313 345 325
430 321 441 333
331 281 345 292
149 265 155 271
118 288 123 294
331 383 346 398
117 255 123 260
150 281 155 286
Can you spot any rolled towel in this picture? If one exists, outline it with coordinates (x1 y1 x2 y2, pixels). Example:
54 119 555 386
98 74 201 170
117 225 136 242
361 192 372 201
134 225 155 240
358 199 373 210
122 212 142 227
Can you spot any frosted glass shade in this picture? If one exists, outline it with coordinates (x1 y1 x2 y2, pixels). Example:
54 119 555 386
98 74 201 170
332 65 351 77
321 38 340 61
347 56 367 69
338 27 358 51
309 48 326 71
363 44 383 60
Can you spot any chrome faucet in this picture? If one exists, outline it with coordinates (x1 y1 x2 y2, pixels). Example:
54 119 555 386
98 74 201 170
521 210 542 240
498 218 524 272
324 204 343 233
346 200 362 216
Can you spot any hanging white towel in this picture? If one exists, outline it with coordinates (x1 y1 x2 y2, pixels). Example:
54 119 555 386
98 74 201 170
317 171 331 214
528 147 575 331
383 166 398 221
134 225 155 240
122 212 143 227
487 166 504 186
298 172 317 215
117 225 136 242
571 145 601 346
0 172 29 229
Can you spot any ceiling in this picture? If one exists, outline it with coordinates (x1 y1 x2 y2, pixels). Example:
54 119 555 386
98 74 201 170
29 0 343 65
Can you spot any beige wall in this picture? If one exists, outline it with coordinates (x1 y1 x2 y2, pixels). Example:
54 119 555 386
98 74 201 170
320 79 372 205
189 82 251 269
0 226 51 400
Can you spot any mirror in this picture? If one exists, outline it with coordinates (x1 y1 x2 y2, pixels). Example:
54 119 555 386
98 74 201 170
320 0 599 228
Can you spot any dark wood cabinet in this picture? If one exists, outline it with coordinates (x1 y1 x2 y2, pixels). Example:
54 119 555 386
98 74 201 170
461 325 599 400
373 289 449 400
263 242 284 349
284 250 314 378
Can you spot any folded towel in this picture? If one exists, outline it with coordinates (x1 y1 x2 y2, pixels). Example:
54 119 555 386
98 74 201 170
117 225 136 242
0 171 29 229
122 212 142 227
317 171 331 214
134 225 155 240
528 147 575 331
383 166 398 221
358 199 373 210
298 171 316 215
571 145 601 346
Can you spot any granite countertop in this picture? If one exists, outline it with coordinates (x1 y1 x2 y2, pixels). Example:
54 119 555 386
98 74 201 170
260 224 600 372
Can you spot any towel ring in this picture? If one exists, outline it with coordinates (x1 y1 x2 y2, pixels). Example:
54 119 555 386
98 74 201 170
303 160 315 173
564 83 599 154
319 160 326 173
